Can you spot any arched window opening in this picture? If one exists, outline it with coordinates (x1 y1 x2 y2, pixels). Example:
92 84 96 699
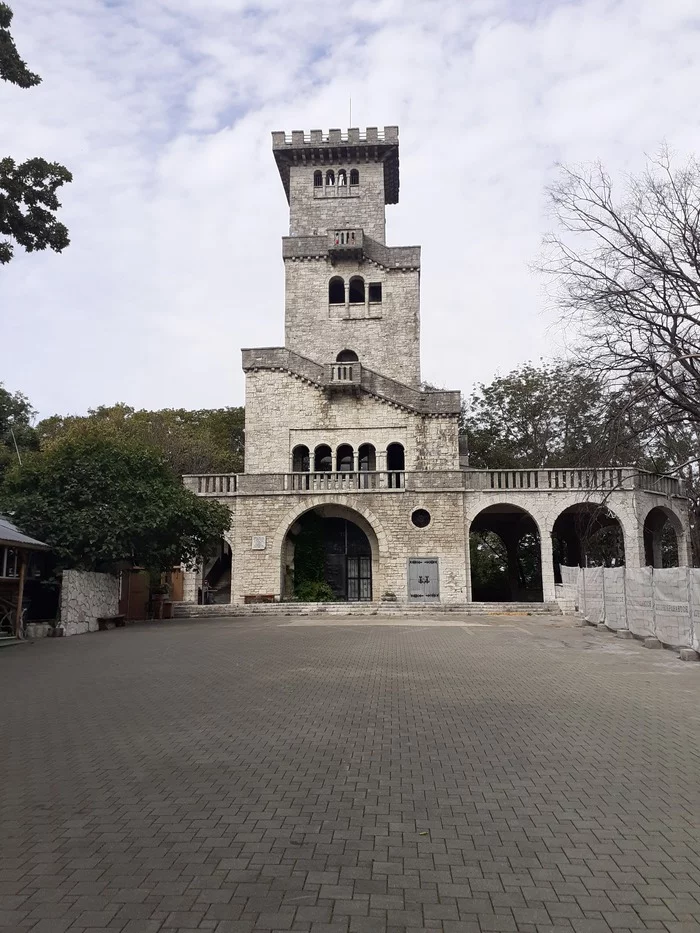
348 276 365 304
292 445 310 473
325 170 335 186
337 170 347 186
336 349 358 362
328 276 345 304
350 169 359 186
386 443 405 471
644 506 681 568
337 444 354 472
358 444 376 472
313 170 323 187
315 444 332 473
386 442 405 488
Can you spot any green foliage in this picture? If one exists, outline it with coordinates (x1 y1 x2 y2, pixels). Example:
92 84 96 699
292 511 326 597
1 4 72 265
463 360 646 469
36 404 245 477
0 430 230 571
0 382 37 476
0 157 72 264
0 3 40 87
295 580 335 602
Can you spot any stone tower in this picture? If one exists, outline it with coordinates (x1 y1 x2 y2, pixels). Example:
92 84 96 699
271 126 421 388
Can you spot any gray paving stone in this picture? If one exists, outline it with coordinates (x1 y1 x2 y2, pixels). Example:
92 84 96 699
0 615 699 933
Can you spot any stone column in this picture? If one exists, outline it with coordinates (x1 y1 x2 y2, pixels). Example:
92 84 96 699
540 531 557 603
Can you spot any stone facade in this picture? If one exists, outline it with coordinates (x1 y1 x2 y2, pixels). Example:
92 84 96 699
60 569 120 636
185 126 691 608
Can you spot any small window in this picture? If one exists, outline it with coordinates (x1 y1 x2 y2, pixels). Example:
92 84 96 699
313 170 323 187
411 509 431 528
337 170 347 186
292 445 310 472
336 349 358 362
315 444 332 472
325 170 335 186
349 276 365 304
329 276 345 304
368 283 382 303
350 169 359 186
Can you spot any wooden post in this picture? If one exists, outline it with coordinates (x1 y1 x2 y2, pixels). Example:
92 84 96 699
15 549 27 638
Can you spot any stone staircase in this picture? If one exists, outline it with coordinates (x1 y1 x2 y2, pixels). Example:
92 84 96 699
173 601 561 619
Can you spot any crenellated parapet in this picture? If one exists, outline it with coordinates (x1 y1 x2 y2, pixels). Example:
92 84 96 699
272 126 400 204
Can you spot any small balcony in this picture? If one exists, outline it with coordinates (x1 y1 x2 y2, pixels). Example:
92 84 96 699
324 361 362 389
328 228 363 259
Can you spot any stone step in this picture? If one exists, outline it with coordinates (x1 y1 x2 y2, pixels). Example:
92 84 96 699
173 601 560 619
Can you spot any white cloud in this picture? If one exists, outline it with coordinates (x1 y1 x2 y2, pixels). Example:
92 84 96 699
1 0 699 417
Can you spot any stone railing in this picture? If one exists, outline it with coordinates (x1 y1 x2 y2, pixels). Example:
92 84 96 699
329 228 363 254
185 468 685 498
325 361 362 387
281 233 420 270
285 471 404 492
241 347 460 415
183 474 238 496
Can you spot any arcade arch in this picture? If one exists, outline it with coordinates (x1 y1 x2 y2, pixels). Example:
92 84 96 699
469 504 543 602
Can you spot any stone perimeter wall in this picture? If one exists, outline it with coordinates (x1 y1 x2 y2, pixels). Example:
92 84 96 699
60 570 120 637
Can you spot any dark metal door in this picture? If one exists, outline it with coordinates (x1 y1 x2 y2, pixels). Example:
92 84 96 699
347 556 372 601
408 558 440 602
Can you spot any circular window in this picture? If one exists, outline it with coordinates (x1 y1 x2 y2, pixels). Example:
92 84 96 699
411 508 431 528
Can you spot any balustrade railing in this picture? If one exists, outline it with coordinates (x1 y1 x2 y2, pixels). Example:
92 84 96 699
284 471 404 491
183 468 683 498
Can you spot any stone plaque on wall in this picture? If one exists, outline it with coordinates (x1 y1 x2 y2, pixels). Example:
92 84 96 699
251 536 267 551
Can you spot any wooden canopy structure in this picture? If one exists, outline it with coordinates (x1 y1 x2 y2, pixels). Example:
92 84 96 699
0 516 49 639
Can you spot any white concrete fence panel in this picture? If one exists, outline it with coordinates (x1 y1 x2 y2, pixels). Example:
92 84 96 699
562 564 700 650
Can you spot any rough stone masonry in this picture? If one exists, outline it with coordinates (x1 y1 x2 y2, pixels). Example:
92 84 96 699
183 126 690 607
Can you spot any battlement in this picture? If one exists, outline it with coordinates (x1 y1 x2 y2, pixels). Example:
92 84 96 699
272 126 400 205
272 127 399 147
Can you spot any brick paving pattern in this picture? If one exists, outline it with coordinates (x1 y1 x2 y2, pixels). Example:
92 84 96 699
1 614 700 933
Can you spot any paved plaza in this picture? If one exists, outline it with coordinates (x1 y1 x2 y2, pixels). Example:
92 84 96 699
1 614 700 933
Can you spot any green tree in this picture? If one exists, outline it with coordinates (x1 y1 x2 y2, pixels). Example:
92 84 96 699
0 430 231 571
0 381 37 476
0 3 72 264
36 404 245 476
463 361 644 469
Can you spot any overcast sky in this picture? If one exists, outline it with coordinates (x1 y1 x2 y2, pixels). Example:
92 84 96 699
2 0 699 421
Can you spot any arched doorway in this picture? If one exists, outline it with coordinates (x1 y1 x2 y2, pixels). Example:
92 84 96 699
282 505 376 602
552 503 625 579
469 504 542 602
644 506 681 568
202 539 232 604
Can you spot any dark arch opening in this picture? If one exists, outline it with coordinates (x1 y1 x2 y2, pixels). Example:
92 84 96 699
470 504 543 602
283 507 374 602
336 349 358 362
337 444 354 472
328 276 345 304
325 170 335 186
314 444 332 473
644 506 680 568
350 168 359 186
349 276 365 304
358 443 376 489
313 170 323 187
292 445 310 473
337 169 347 186
386 442 405 489
552 503 625 581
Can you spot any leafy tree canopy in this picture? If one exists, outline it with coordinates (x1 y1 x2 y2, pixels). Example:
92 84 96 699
0 429 231 572
463 360 646 469
37 404 245 477
0 3 72 264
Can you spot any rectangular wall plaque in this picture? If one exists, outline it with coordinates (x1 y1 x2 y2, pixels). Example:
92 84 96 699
251 536 267 551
